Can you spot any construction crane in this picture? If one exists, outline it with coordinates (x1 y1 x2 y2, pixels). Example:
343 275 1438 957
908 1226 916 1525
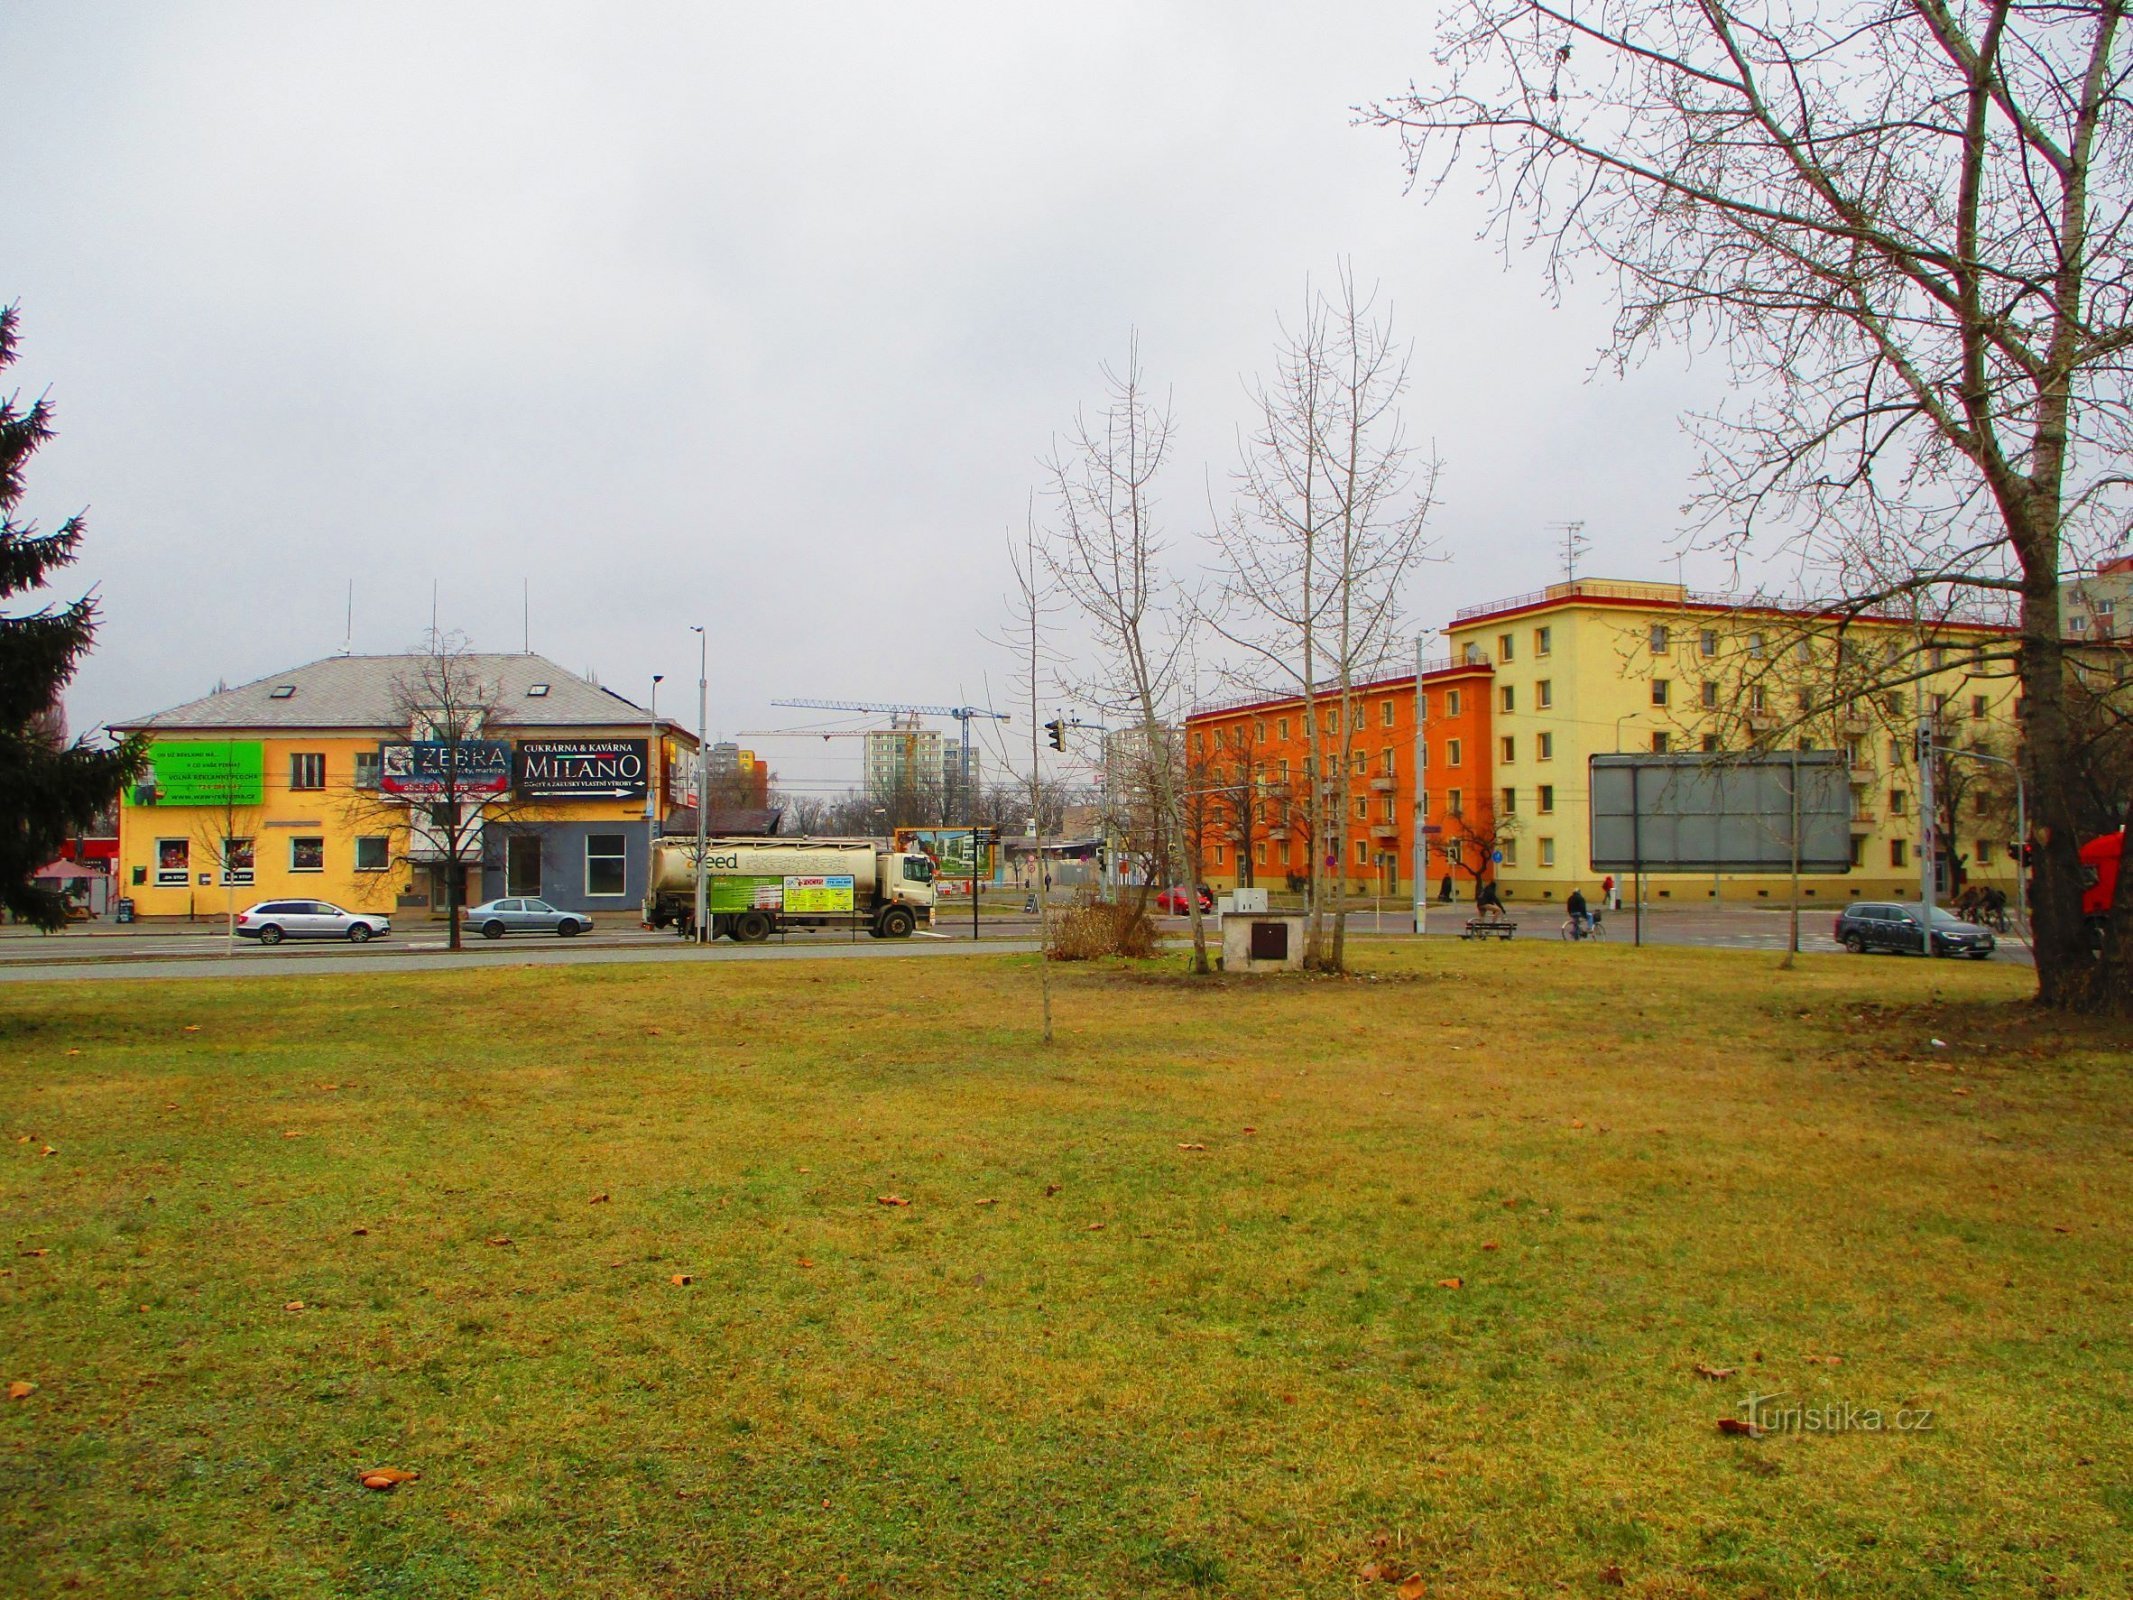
771 698 1009 810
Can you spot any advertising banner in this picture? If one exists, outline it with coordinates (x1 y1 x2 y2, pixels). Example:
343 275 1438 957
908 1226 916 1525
706 876 787 914
137 741 264 807
782 874 854 914
514 739 649 800
379 741 512 799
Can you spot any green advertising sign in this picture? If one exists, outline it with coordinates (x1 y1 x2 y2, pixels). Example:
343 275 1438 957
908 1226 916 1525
138 741 265 807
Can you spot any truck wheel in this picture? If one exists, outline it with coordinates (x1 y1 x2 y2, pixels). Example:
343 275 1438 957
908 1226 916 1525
878 905 916 939
734 910 774 943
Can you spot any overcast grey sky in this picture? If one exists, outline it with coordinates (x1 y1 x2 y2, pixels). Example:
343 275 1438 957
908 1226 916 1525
5 2 1733 793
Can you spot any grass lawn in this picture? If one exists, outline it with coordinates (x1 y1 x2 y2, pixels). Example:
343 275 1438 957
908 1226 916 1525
3 941 2131 1598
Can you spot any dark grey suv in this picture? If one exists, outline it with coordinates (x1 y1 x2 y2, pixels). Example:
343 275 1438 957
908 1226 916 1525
1834 902 1996 959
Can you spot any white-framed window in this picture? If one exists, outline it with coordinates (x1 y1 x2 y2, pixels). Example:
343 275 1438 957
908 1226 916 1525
1380 700 1395 727
1354 839 1368 865
1538 785 1555 813
1381 748 1396 774
1501 685 1515 713
1500 736 1516 763
155 838 190 887
1447 738 1463 766
1651 679 1671 708
1500 838 1517 867
1701 681 1719 710
1977 839 1994 865
1500 786 1516 815
1891 839 1908 868
220 837 254 887
1448 788 1463 816
1536 679 1553 709
1748 632 1766 657
1447 690 1462 716
1650 624 1671 655
1651 731 1671 753
354 836 391 872
586 833 628 897
1498 633 1515 662
353 750 381 789
290 837 324 872
1534 626 1552 656
1537 732 1554 760
1700 628 1718 658
1539 837 1555 867
290 752 326 791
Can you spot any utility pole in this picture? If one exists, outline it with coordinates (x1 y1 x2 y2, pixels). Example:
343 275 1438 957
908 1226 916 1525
693 626 709 945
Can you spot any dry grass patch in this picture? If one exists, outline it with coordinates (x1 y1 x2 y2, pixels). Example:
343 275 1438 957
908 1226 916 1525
1 941 2129 1598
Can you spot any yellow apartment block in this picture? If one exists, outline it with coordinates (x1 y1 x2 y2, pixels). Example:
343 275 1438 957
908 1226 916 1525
1441 579 2027 906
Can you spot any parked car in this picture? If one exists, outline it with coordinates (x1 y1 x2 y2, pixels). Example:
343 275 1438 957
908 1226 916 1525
235 900 391 944
464 897 590 939
1154 884 1215 914
1833 902 1996 959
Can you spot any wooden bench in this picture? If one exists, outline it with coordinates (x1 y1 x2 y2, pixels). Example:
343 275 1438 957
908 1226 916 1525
1461 918 1516 941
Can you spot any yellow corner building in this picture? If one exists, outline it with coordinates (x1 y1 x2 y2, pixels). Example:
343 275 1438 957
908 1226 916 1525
111 653 698 921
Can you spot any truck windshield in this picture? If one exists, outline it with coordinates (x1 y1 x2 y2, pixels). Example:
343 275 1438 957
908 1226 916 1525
903 858 934 883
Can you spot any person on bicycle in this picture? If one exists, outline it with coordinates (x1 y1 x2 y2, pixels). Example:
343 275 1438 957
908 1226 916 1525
1566 886 1590 939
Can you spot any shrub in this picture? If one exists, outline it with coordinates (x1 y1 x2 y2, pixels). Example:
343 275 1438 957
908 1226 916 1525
1045 894 1157 961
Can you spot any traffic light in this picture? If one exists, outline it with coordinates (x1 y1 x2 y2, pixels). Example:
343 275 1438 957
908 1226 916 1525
1045 717 1066 752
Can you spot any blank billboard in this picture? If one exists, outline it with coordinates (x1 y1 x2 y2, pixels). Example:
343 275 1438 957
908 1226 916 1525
1589 752 1854 874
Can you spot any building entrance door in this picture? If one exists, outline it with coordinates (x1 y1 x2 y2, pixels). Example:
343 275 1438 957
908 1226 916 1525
506 835 542 898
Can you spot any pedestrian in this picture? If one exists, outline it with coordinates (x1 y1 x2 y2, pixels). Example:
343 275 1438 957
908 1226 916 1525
1475 877 1505 920
1438 872 1454 904
1602 873 1618 911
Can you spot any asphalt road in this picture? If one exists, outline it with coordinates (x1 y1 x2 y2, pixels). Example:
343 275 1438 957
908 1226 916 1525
0 932 1041 984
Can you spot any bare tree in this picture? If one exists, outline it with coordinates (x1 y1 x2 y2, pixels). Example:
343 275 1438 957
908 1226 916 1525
1042 335 1212 973
1435 794 1522 903
1371 0 2133 1007
1210 269 1440 970
183 742 261 953
1004 522 1061 1037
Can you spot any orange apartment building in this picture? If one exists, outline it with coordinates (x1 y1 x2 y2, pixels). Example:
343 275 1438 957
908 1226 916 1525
1186 656 1495 897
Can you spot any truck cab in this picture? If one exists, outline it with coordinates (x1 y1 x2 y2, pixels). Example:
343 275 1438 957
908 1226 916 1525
889 852 938 916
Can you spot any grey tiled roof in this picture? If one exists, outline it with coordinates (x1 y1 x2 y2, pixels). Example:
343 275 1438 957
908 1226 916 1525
113 653 669 734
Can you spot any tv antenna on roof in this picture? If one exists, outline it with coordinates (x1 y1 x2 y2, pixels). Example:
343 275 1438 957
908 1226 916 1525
1548 521 1589 584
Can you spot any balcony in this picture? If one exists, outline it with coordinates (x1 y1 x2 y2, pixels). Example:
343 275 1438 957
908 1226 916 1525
1369 775 1397 793
1370 822 1401 840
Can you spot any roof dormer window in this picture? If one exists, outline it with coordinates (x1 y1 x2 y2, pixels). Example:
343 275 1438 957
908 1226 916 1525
527 683 551 698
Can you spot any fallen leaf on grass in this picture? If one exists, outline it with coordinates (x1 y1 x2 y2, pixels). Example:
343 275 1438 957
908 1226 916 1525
280 1131 305 1140
350 1227 369 1237
1694 1364 1738 1380
359 1468 418 1491
1952 1087 1971 1096
20 1249 47 1258
1569 1119 1587 1129
1397 1577 1428 1600
1045 1183 1062 1196
64 1049 79 1057
1716 1417 1762 1437
1481 1241 1500 1252
588 1193 610 1205
13 1135 28 1144
1177 1142 1207 1151
1806 1354 1843 1366
1358 1561 1389 1581
283 1300 306 1312
7 1381 36 1401
1436 1277 1464 1290
2053 1224 2073 1234
876 1195 911 1208
974 1197 998 1206
796 1258 815 1269
163 1103 177 1112
669 1274 694 1286
486 1236 514 1248
644 1027 664 1037
183 1025 200 1033
1086 1222 1106 1232
1241 1126 1258 1135
1600 1562 1626 1587
40 1146 54 1157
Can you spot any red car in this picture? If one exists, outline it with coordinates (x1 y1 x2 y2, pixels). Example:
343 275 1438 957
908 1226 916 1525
2082 831 2123 944
1154 884 1215 914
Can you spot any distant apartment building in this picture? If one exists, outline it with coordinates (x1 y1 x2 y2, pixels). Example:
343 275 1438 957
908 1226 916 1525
1188 577 2041 904
863 724 979 820
2062 554 2133 641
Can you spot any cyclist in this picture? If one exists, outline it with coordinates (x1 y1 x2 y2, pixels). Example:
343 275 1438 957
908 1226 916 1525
1565 886 1591 940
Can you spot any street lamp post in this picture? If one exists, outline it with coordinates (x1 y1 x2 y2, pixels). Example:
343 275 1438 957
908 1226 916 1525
646 674 663 925
692 626 708 945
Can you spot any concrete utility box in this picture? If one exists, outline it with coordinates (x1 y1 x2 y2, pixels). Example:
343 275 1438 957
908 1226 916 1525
1222 912 1306 973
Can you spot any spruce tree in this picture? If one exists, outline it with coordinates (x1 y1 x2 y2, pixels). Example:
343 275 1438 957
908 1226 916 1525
0 304 142 929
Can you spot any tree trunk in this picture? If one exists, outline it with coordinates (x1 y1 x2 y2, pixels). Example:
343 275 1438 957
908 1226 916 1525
2016 574 2097 1007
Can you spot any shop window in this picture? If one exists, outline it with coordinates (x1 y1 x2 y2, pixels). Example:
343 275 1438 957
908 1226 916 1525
1538 785 1555 813
1540 837 1555 867
290 752 326 791
586 833 628 897
1534 626 1551 656
354 836 390 872
219 837 254 887
155 838 190 886
353 750 381 789
1537 732 1554 760
290 837 324 873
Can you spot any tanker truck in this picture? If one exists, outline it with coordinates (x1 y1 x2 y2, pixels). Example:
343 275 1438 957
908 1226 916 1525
646 837 936 941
